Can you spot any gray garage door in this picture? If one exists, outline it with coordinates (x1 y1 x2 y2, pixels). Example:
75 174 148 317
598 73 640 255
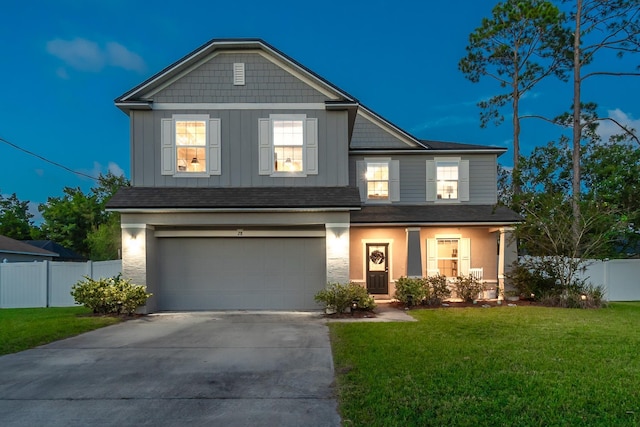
156 237 326 310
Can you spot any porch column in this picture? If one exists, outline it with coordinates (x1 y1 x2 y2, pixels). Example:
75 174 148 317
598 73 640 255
121 224 156 312
497 227 516 301
325 223 350 284
406 227 422 277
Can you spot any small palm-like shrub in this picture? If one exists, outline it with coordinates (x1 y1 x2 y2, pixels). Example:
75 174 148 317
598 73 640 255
315 282 376 313
71 275 152 315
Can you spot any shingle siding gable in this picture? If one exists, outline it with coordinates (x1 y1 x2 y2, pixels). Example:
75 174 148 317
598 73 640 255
350 113 417 149
152 53 330 104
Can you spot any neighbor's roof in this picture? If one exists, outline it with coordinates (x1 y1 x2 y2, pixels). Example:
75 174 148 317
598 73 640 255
0 235 59 258
23 240 86 261
107 186 362 210
350 205 521 225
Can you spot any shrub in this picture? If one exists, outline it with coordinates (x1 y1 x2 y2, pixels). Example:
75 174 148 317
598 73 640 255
394 277 426 305
425 274 451 305
71 275 152 315
453 274 483 302
314 282 376 313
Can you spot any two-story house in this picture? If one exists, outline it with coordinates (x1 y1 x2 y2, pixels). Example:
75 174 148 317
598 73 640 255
107 39 520 312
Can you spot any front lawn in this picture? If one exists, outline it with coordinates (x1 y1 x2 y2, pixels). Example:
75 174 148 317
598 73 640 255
330 302 640 426
0 307 122 356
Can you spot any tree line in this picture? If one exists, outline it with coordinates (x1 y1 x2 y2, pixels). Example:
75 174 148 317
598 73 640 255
0 173 129 261
460 0 639 259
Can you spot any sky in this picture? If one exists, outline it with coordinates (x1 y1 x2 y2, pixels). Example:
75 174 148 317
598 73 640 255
1 0 639 219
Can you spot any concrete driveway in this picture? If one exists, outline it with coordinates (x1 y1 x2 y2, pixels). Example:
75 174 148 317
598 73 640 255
0 311 341 426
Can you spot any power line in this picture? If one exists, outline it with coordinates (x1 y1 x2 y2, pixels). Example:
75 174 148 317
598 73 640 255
0 136 98 181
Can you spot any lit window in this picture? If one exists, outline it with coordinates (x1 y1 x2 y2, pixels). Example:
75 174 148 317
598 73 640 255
437 239 459 277
259 114 318 176
176 120 206 173
437 162 458 200
366 163 389 200
273 120 303 172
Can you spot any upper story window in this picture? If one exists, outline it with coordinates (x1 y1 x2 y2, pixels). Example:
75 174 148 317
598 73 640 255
437 161 459 200
366 162 389 200
258 114 318 176
176 120 206 173
273 119 304 172
356 158 399 203
161 114 221 177
426 157 469 202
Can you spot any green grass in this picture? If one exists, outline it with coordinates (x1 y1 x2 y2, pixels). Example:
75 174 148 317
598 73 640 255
0 306 122 356
330 302 640 427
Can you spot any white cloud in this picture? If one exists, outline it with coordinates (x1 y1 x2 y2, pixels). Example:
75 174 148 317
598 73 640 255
46 37 146 76
106 42 146 72
597 109 640 143
46 38 105 72
107 162 125 177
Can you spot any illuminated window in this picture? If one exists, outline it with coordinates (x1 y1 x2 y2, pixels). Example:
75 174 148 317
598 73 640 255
273 120 304 172
366 162 389 200
161 114 221 177
437 239 459 277
437 162 458 200
258 114 318 176
176 120 206 173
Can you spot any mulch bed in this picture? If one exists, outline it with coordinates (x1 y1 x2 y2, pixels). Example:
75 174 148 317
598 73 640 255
388 299 540 310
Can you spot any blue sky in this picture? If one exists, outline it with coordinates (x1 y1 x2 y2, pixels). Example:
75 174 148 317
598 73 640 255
1 0 638 217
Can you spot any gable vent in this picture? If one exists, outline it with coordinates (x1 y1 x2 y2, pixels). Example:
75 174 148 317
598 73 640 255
233 63 245 86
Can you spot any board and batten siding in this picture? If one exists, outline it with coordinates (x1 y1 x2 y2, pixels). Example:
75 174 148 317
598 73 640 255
130 109 350 187
151 52 330 104
349 154 498 204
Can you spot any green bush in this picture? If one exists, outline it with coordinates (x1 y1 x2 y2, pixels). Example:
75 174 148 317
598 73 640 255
453 274 483 302
314 282 376 313
425 274 451 305
539 285 608 309
71 275 152 315
394 277 426 305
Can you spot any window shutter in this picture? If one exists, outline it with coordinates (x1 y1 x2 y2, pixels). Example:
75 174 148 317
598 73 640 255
426 160 436 201
305 118 318 175
426 238 437 273
459 159 469 201
460 238 470 275
356 160 366 201
233 63 245 85
390 160 400 202
208 118 221 176
258 118 271 175
161 118 174 175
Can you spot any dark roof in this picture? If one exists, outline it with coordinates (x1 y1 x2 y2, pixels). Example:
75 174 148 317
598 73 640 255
0 235 58 257
350 205 521 224
23 240 86 261
421 140 508 151
106 187 362 210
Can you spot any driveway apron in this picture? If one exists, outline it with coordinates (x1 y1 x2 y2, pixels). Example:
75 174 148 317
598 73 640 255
0 311 341 426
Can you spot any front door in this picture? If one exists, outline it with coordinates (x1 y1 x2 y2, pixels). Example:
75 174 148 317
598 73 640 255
366 243 389 294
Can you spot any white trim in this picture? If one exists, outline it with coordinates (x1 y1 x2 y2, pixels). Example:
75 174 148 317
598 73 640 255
110 207 361 214
121 224 155 230
350 222 521 227
360 238 394 283
154 229 325 238
153 103 326 110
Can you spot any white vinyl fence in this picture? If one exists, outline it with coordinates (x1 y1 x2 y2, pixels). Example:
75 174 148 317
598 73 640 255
580 259 640 301
0 260 122 308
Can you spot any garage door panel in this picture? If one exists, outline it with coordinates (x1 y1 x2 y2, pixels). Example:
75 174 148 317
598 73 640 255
157 237 326 310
